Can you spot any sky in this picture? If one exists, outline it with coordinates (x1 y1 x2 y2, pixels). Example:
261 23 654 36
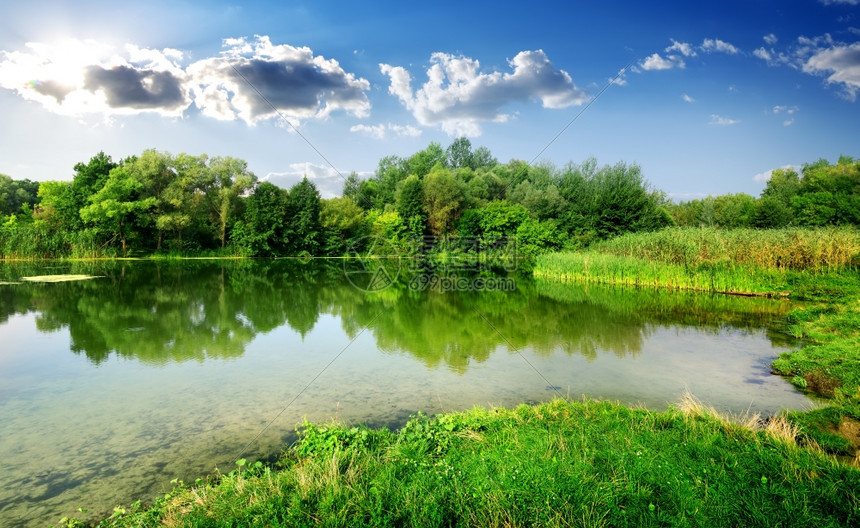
0 0 858 200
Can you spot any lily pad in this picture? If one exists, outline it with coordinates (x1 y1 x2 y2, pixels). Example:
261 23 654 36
19 275 103 283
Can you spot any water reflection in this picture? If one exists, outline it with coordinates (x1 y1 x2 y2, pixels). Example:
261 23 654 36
0 259 794 369
0 259 805 528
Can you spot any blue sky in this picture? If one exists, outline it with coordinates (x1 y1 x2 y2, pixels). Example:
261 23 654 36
0 0 858 199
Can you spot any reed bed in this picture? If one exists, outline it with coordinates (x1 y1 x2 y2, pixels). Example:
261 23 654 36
593 226 860 271
534 227 860 296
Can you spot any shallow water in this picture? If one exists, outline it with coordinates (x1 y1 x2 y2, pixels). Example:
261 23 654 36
0 259 811 527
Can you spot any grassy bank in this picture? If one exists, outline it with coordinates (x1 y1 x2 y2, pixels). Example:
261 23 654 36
534 226 860 458
63 398 858 528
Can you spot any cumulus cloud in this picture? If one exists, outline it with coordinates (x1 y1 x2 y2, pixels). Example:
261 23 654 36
640 37 740 73
0 39 190 117
709 114 739 125
0 35 371 123
350 122 421 139
819 0 859 5
83 65 186 110
263 162 347 199
640 53 681 70
682 93 695 103
701 38 741 55
187 36 370 124
666 39 697 57
764 34 779 45
754 47 774 61
802 41 860 100
379 50 587 136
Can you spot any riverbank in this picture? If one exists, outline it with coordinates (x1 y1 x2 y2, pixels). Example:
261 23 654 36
534 227 860 458
62 397 858 528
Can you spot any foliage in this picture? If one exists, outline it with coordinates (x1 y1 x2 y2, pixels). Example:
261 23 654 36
0 173 39 216
284 177 322 255
86 398 860 528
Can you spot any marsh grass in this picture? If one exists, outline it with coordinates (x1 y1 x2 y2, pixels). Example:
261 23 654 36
78 398 859 528
534 227 860 297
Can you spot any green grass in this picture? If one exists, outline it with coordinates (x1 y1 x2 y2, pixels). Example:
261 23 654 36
65 398 859 528
534 226 860 458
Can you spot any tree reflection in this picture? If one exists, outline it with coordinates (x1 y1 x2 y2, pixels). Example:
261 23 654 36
0 260 794 368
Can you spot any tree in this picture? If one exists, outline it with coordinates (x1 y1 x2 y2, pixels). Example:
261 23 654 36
35 181 75 227
205 156 258 248
395 174 426 239
320 196 366 254
762 168 800 206
286 177 322 255
422 167 467 237
753 196 792 228
405 142 446 177
508 181 567 220
69 151 118 230
158 153 209 249
0 174 39 216
342 172 366 206
241 181 289 256
80 166 156 254
446 137 474 169
124 149 177 250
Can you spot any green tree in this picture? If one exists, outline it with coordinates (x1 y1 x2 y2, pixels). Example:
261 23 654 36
286 177 322 255
69 151 118 230
320 196 366 254
241 181 289 256
395 174 426 239
0 174 39 216
204 156 258 249
762 168 801 206
80 165 156 254
446 137 474 169
752 196 792 228
422 166 466 237
35 181 76 228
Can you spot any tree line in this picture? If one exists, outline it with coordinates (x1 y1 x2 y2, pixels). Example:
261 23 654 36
0 139 857 259
666 156 860 229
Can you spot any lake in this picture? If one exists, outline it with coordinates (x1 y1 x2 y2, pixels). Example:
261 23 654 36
0 258 812 527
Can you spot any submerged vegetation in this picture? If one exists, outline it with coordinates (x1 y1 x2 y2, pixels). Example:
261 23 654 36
62 398 859 528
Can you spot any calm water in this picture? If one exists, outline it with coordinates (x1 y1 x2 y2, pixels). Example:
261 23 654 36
0 259 812 527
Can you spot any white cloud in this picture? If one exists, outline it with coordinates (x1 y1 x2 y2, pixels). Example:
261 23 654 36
0 35 372 124
783 118 795 126
709 114 739 125
187 36 371 124
0 39 190 117
640 53 680 71
802 41 860 100
754 47 773 61
753 165 801 182
773 105 799 114
820 0 859 5
666 39 697 57
379 50 587 136
264 162 346 199
682 93 695 103
701 38 741 55
350 122 422 139
764 34 778 46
